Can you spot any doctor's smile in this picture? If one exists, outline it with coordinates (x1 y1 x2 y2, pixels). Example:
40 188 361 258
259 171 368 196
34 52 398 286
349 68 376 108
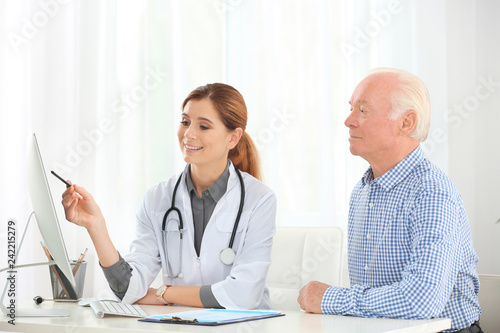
184 144 203 151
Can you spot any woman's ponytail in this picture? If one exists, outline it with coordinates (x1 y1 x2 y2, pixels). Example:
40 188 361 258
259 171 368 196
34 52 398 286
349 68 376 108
229 132 262 181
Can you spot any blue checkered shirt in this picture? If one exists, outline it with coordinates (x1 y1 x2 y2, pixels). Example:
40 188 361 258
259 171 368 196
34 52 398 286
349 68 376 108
322 146 480 331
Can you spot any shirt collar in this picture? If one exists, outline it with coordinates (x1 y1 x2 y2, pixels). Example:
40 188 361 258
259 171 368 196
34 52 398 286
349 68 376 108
185 161 230 202
362 146 424 191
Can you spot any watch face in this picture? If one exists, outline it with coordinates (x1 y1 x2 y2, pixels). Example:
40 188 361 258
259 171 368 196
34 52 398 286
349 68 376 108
156 285 166 297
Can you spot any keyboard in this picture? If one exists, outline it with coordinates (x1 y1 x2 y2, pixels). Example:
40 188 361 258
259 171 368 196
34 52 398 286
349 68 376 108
89 300 148 318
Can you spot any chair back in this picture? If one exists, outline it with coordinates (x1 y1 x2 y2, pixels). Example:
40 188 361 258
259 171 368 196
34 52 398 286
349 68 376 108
266 227 345 310
478 274 500 331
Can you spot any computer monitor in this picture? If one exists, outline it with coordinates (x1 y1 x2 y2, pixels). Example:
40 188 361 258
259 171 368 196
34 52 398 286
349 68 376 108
27 133 76 287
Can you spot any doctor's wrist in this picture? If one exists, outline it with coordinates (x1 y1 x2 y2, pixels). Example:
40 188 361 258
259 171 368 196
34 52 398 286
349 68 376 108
156 284 172 305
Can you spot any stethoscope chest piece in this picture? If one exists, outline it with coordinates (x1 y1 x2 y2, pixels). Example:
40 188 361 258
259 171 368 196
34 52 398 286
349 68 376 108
219 248 236 266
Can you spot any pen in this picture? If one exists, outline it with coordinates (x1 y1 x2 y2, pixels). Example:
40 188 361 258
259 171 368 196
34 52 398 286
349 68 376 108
77 248 88 263
72 248 87 274
51 170 71 188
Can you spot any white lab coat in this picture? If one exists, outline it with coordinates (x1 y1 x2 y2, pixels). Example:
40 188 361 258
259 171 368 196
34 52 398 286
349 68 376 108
121 162 277 309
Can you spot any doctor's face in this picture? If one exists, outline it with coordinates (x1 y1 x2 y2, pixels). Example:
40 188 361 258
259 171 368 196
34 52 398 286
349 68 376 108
177 98 236 170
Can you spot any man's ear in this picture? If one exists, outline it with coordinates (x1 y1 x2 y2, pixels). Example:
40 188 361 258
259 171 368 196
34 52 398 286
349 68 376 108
400 110 417 136
227 128 243 150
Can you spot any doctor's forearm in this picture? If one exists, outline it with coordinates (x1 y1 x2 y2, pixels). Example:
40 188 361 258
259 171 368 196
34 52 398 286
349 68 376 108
136 287 203 307
164 286 203 307
87 219 120 268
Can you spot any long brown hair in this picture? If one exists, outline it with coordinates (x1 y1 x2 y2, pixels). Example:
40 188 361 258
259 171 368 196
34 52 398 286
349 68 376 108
181 83 262 181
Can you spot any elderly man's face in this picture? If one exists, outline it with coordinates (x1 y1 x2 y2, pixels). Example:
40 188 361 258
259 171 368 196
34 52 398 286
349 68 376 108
344 73 402 163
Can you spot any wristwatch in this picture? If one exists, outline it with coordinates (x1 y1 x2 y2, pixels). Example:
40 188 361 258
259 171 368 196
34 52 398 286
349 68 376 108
155 284 171 305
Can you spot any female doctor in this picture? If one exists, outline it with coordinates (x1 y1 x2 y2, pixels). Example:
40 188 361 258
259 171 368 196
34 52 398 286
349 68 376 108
61 83 277 309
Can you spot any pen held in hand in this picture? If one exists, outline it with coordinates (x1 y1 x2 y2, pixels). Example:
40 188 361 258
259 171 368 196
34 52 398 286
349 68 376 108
51 170 71 188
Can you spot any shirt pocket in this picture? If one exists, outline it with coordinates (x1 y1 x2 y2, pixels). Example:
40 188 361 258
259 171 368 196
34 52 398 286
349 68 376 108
214 212 250 254
215 212 249 233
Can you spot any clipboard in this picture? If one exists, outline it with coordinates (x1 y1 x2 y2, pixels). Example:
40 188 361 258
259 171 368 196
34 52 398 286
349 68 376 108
138 309 285 326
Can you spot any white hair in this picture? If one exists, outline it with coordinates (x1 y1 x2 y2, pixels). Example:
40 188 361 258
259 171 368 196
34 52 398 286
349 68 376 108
368 67 431 142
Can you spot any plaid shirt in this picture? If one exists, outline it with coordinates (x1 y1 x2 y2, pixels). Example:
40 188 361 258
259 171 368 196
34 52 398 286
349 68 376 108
321 146 481 331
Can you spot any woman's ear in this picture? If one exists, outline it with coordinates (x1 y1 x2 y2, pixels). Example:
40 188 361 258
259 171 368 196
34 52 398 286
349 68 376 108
227 128 243 150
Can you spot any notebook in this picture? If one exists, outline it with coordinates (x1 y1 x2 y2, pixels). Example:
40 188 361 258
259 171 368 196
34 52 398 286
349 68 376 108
89 300 148 318
139 309 285 326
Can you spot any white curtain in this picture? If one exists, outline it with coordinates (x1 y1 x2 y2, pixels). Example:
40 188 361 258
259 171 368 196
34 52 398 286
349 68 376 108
223 0 449 229
1 0 491 301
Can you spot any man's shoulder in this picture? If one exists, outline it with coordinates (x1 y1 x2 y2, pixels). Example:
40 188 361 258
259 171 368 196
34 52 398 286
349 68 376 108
410 158 460 197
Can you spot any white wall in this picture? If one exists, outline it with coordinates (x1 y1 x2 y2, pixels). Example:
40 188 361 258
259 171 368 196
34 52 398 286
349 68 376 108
447 0 500 275
473 0 500 275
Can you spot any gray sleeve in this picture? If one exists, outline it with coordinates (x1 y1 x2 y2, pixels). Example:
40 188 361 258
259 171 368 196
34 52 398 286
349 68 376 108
100 254 133 300
200 285 224 308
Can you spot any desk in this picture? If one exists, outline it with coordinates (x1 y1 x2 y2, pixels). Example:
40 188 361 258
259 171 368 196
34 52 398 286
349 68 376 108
1 301 450 333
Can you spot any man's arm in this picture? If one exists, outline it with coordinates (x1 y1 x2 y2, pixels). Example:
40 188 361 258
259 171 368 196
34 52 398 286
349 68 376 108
300 189 463 319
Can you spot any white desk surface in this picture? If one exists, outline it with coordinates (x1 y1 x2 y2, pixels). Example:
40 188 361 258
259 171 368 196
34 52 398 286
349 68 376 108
1 301 450 333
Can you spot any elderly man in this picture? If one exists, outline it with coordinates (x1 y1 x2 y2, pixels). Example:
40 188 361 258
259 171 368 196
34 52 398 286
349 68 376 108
298 68 482 333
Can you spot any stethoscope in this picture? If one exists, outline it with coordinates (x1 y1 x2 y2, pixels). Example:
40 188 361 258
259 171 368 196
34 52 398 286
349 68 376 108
161 164 245 278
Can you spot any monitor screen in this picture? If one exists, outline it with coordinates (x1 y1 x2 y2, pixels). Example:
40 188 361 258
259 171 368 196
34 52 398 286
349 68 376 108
27 133 76 287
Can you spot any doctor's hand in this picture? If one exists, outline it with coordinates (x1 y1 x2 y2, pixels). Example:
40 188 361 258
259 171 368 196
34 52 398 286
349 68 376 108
298 281 330 314
61 183 105 231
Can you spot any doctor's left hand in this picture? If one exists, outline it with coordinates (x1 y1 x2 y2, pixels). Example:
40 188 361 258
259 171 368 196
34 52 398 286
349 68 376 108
298 281 330 314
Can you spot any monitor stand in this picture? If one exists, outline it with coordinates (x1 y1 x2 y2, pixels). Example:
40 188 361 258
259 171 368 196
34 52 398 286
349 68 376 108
1 213 70 317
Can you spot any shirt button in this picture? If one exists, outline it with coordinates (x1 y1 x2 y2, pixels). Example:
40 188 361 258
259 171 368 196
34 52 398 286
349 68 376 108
366 234 371 239
369 203 374 208
364 265 369 271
